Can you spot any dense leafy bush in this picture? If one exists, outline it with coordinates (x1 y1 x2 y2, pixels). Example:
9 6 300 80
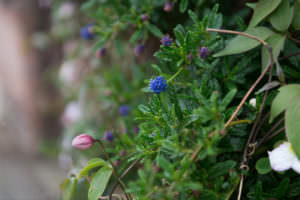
49 0 300 199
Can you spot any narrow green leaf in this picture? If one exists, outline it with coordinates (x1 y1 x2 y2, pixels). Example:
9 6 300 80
129 29 142 43
88 167 113 200
61 177 78 200
78 158 108 179
246 3 257 9
270 84 300 123
255 157 272 174
249 0 282 27
179 0 188 13
146 23 163 38
261 33 286 71
188 10 199 24
275 178 290 199
292 1 300 30
269 0 294 31
220 88 237 111
214 27 273 57
286 103 300 159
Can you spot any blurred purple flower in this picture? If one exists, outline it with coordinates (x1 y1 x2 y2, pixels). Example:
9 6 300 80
134 44 145 56
198 47 210 59
160 35 173 47
119 105 130 116
104 131 114 142
164 1 174 12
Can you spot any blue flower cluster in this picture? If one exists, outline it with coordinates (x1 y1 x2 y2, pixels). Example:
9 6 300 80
104 131 114 142
149 76 168 94
198 46 210 59
80 25 94 40
119 105 130 116
160 35 173 47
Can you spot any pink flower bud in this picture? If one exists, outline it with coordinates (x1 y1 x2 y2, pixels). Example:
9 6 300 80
72 134 95 150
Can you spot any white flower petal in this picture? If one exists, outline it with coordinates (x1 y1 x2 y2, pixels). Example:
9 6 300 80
268 142 296 172
292 158 300 174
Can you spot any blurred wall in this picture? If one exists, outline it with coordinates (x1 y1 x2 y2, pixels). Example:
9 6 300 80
0 0 41 154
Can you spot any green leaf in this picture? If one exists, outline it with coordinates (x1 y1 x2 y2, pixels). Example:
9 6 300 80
61 177 78 200
261 33 286 71
72 178 89 200
249 0 282 27
246 3 257 10
146 23 163 38
275 178 289 199
78 158 109 179
220 88 237 111
269 0 294 31
129 29 142 43
179 0 188 13
188 10 199 24
270 84 300 123
93 36 110 51
214 27 273 57
255 157 272 174
292 1 300 30
88 167 113 200
208 160 236 179
286 102 300 159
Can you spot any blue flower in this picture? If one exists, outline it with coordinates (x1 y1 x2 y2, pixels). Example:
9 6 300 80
198 47 210 59
119 105 130 116
160 35 173 47
104 131 114 142
149 76 168 94
134 44 145 56
80 25 94 40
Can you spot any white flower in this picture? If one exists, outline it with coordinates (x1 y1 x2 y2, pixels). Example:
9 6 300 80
268 142 300 174
59 60 77 85
249 98 256 108
61 101 82 127
57 2 75 19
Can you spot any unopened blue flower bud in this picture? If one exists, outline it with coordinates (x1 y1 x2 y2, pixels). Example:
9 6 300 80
80 25 94 40
104 131 114 142
149 76 168 94
134 44 145 56
119 105 130 116
198 47 210 59
160 35 173 47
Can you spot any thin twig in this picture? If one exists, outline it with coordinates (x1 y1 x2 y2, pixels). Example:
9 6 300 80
252 112 270 141
95 140 131 200
256 117 284 148
287 34 300 44
263 126 285 144
109 158 142 200
206 28 273 132
278 51 300 61
237 174 244 200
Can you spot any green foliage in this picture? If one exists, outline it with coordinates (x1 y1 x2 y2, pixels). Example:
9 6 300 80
214 27 273 57
54 0 300 199
255 157 272 174
88 167 113 200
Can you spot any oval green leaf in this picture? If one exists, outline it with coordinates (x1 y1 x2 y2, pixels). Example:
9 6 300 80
286 102 300 159
255 157 272 174
292 1 300 30
88 167 113 200
249 0 282 27
213 27 273 57
261 33 286 71
270 84 300 123
269 0 294 31
78 158 109 179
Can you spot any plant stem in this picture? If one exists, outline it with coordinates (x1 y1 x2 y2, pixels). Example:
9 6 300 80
206 28 274 131
109 158 142 200
167 67 184 83
95 140 131 200
227 120 252 127
279 51 300 61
